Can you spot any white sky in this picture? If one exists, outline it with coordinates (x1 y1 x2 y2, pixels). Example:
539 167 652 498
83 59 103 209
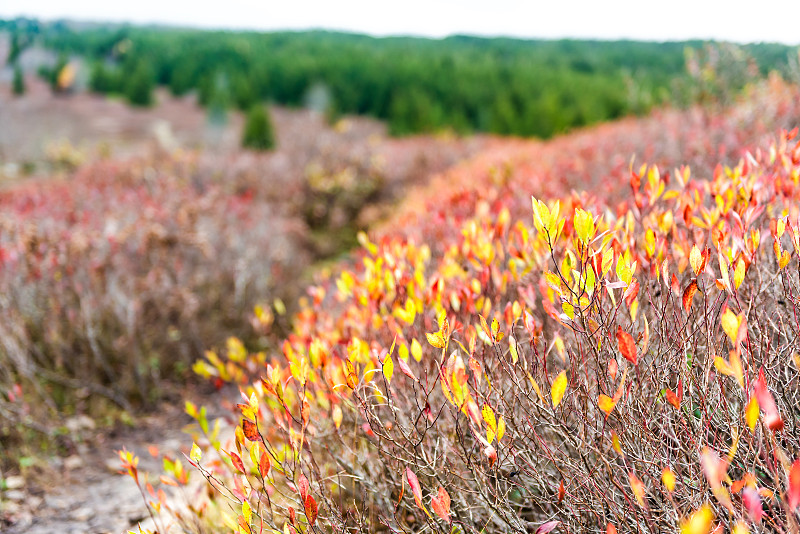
2 0 800 44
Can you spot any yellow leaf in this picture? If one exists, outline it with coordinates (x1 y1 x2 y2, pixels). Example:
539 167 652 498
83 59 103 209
532 197 552 234
399 343 409 362
482 404 497 438
527 373 544 403
426 332 446 349
496 416 505 441
714 356 734 376
662 467 676 492
681 504 714 534
190 442 202 463
509 336 519 364
780 250 791 269
598 394 617 417
744 396 759 431
410 339 423 362
242 501 252 524
690 245 703 275
332 405 343 429
544 271 563 293
733 258 745 289
479 314 492 341
551 371 568 408
721 309 741 344
611 431 622 455
574 208 595 244
383 355 394 383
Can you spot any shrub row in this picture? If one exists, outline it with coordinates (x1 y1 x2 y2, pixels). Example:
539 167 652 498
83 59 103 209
128 80 800 534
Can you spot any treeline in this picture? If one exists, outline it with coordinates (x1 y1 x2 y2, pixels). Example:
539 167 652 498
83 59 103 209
5 19 798 137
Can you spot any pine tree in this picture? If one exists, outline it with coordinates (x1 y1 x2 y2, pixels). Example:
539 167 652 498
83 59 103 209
125 62 155 107
12 64 25 96
241 104 275 151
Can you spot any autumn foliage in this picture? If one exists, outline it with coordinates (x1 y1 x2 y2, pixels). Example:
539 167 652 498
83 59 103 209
124 79 800 534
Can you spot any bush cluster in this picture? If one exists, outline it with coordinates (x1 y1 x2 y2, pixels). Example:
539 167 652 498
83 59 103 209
119 80 800 534
0 154 309 458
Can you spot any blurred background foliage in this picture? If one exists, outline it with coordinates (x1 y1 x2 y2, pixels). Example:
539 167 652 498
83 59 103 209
4 17 797 138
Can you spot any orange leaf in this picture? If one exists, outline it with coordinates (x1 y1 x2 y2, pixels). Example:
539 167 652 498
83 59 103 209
242 420 261 442
629 473 646 507
682 280 699 312
301 398 310 427
616 326 637 365
598 394 617 418
666 390 680 409
789 459 800 510
259 452 271 478
304 495 318 525
431 486 451 523
345 359 357 389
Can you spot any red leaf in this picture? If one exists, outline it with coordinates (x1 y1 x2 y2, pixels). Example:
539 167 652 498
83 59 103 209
608 359 618 382
406 468 424 510
789 459 800 510
754 368 784 431
682 280 699 312
742 487 763 523
536 520 561 534
304 495 318 525
624 278 639 306
431 486 451 523
606 524 617 534
616 326 637 365
259 452 271 478
297 473 310 500
242 419 261 442
557 479 565 503
397 358 418 381
229 451 245 473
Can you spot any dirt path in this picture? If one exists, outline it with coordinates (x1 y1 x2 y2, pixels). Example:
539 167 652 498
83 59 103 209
1 399 209 534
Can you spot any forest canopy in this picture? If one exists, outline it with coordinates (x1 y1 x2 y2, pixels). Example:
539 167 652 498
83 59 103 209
5 18 798 138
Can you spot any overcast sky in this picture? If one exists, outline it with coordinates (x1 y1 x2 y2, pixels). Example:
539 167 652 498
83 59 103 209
2 0 800 44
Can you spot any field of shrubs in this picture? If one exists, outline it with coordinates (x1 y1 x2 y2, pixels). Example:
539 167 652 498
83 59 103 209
0 103 485 469
108 77 800 534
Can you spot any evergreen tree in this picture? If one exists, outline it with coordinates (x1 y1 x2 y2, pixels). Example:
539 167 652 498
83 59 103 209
125 62 155 107
7 33 21 65
241 104 275 151
89 61 117 94
12 64 25 96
